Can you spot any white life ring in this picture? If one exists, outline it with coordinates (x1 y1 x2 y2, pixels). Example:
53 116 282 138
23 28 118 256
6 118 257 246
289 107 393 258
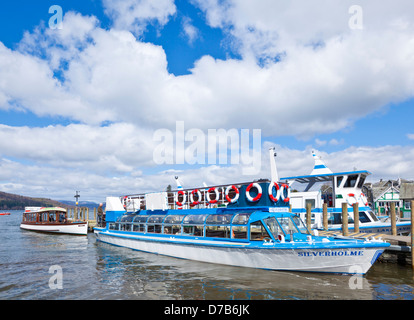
190 189 202 206
206 187 219 204
279 183 290 203
225 185 240 203
176 190 187 207
246 183 262 202
268 181 280 202
360 193 368 206
346 193 358 206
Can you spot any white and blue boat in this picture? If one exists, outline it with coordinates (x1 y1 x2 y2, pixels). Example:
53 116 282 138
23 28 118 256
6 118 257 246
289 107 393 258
94 154 389 274
282 151 411 235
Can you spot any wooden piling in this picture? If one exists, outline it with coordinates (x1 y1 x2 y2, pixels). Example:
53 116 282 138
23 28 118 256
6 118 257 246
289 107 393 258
342 203 349 236
353 202 359 233
306 202 312 231
322 203 328 230
411 200 414 271
390 202 397 236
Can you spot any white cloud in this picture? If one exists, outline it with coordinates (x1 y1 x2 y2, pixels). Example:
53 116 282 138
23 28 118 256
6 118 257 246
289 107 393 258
182 16 199 44
102 0 176 35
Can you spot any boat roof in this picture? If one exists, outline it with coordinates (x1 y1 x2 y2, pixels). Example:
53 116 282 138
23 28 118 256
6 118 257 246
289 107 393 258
281 170 371 184
26 207 67 213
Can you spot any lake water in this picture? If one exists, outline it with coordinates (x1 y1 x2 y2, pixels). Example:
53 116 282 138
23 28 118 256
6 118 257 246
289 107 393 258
1 210 414 301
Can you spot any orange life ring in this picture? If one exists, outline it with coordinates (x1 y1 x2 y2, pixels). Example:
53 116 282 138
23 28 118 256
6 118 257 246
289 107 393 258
176 190 187 207
206 187 219 204
246 183 262 202
268 181 280 202
225 185 239 203
190 189 202 206
280 183 290 203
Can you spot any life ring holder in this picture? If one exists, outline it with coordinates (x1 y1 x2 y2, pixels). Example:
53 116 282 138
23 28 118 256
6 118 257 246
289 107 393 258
268 181 280 202
176 190 187 207
280 183 290 203
225 185 240 203
246 183 262 202
190 189 202 206
206 187 219 204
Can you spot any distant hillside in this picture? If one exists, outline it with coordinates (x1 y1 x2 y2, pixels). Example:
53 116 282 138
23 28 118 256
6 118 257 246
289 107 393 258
0 191 71 210
58 200 100 209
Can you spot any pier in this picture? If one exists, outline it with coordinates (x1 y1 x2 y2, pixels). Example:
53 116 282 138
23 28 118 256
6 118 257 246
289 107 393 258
308 201 414 267
66 207 97 231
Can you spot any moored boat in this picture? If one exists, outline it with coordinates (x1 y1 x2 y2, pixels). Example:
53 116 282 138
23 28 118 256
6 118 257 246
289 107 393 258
94 153 389 274
0 212 11 216
281 151 411 235
20 207 88 235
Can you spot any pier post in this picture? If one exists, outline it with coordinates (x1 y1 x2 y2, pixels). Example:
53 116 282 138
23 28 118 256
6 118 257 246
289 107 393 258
322 203 328 230
94 207 97 221
390 202 397 236
306 202 312 231
342 203 349 236
411 200 414 270
353 203 359 233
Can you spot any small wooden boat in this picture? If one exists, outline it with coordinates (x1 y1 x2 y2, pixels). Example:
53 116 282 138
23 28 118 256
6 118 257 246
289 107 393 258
20 207 88 235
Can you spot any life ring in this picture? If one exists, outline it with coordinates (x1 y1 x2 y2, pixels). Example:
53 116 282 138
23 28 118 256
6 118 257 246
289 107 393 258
346 193 358 206
268 181 280 202
176 190 187 207
360 193 368 206
206 187 219 204
190 189 202 206
225 185 240 203
279 183 290 203
246 183 262 202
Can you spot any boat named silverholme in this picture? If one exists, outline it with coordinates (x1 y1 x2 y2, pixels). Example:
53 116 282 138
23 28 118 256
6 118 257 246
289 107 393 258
20 207 88 235
94 176 389 274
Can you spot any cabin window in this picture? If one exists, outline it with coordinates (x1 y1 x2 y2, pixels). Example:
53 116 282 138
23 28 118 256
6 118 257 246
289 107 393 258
263 217 283 239
344 175 358 188
147 224 162 233
163 224 181 235
336 176 343 188
250 221 270 240
357 175 366 188
133 224 146 232
183 214 208 224
206 214 233 225
205 225 230 238
183 225 204 237
231 213 251 225
232 226 247 239
132 215 148 233
291 215 310 234
164 215 185 224
276 217 300 236
109 223 117 230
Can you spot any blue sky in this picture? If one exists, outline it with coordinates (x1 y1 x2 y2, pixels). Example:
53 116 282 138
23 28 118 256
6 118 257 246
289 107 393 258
0 0 413 201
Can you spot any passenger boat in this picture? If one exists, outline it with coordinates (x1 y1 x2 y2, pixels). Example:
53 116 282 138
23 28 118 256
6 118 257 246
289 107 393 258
94 150 389 274
281 151 411 235
20 207 88 235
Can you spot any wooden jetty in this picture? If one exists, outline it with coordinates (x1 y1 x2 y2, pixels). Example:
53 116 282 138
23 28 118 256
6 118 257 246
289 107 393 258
66 207 97 232
309 201 414 266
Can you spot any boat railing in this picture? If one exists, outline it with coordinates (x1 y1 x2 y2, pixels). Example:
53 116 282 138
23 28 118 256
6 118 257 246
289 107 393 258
122 180 271 211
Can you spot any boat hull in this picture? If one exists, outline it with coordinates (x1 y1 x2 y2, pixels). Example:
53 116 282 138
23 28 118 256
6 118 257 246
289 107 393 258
20 222 88 235
94 229 385 274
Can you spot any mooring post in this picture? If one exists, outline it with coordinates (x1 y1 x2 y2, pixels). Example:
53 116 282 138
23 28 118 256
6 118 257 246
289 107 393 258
322 203 328 230
390 202 397 236
353 202 359 233
411 200 414 270
306 202 312 232
342 203 349 236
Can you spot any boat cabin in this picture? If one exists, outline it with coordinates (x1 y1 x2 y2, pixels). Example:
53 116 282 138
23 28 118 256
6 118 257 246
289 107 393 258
22 207 68 225
107 208 310 243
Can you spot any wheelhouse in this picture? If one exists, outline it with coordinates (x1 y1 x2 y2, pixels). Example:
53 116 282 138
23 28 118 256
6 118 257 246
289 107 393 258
107 210 310 243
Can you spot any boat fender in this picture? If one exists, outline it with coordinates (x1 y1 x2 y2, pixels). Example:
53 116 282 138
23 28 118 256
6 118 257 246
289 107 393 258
206 187 219 204
346 193 358 206
225 185 240 203
268 181 280 202
190 189 202 206
279 183 290 203
278 234 285 243
176 190 187 207
246 183 262 202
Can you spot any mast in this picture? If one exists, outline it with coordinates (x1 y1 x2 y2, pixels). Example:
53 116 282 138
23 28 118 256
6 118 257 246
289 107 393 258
269 147 279 182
